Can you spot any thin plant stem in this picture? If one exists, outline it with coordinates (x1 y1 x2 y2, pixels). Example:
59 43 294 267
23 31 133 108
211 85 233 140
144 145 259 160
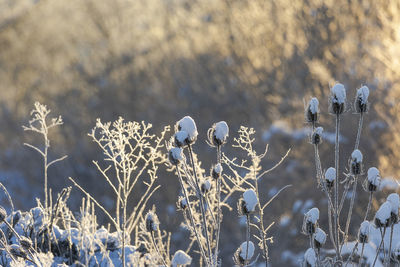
334 114 341 260
214 145 222 265
343 175 358 244
354 113 364 151
364 192 373 221
372 227 387 267
358 242 365 267
187 145 213 265
245 214 250 266
151 232 168 267
388 223 395 265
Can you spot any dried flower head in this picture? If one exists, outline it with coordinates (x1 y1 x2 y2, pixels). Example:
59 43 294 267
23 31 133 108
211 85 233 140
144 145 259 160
208 121 229 146
177 196 188 210
171 250 192 267
324 167 336 190
358 221 370 243
367 167 380 192
313 228 326 249
329 83 346 115
305 97 319 123
304 248 317 267
311 127 323 145
145 211 159 232
303 208 319 235
169 147 184 165
234 241 255 265
211 163 223 180
354 86 369 113
350 149 363 175
387 193 399 224
174 131 189 148
375 201 391 228
200 180 211 195
177 116 198 145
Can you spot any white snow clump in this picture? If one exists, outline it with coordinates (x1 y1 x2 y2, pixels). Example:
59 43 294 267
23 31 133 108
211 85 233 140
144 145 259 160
351 149 363 163
331 83 346 104
325 167 336 183
172 250 192 266
243 189 258 213
240 241 255 260
178 116 198 141
305 208 319 224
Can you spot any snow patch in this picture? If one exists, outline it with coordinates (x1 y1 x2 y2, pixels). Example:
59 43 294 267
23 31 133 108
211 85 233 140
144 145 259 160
172 250 192 266
178 116 198 140
368 167 380 186
305 208 319 224
308 98 319 114
375 201 391 225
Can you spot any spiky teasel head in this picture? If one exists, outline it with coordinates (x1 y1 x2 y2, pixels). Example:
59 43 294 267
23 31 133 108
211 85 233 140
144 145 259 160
354 86 369 113
311 127 323 145
0 206 7 222
9 244 27 259
168 147 184 165
366 167 380 192
324 167 335 190
174 131 189 148
176 116 198 145
207 121 229 147
238 189 258 216
145 211 159 233
375 201 391 228
177 196 188 210
313 228 326 250
233 241 255 266
350 149 363 175
19 236 33 251
200 180 211 195
358 221 370 243
211 163 223 180
305 97 319 123
387 193 399 225
304 248 317 267
329 83 346 115
302 208 319 235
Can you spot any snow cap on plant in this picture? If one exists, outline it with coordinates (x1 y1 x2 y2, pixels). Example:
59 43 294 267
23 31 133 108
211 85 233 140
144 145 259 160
375 201 392 227
303 208 319 235
178 196 188 210
304 248 317 267
358 221 370 243
354 86 369 113
171 250 192 267
387 193 399 224
350 149 363 175
169 147 184 165
329 83 346 114
208 121 229 146
324 167 336 190
177 116 198 144
306 97 319 123
234 241 255 265
145 211 159 232
174 131 189 148
201 179 211 194
311 127 323 145
211 163 223 180
243 189 258 213
313 228 326 249
367 167 380 192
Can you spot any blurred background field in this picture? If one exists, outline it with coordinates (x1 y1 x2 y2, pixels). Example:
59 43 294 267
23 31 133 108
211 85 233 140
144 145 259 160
1 0 400 265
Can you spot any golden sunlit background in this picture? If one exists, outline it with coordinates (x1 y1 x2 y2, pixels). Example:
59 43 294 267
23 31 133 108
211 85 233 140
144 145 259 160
1 0 400 265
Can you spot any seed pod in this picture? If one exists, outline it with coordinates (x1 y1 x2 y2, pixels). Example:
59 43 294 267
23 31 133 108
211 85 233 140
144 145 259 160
174 131 189 148
211 163 223 180
306 97 319 123
358 221 370 243
303 208 319 235
354 86 369 113
200 180 211 195
208 121 229 146
234 241 255 265
145 211 159 233
313 228 326 249
375 201 391 228
329 83 346 115
238 199 250 216
387 193 399 225
169 147 184 165
367 167 380 192
350 149 363 175
311 127 323 145
324 167 335 190
177 116 198 145
304 248 317 267
19 236 33 251
178 197 188 210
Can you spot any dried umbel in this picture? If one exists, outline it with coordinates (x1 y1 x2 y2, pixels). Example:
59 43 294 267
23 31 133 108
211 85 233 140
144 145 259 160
211 163 223 180
303 208 319 235
234 241 255 265
207 121 229 146
324 167 336 190
358 221 370 243
311 127 323 145
313 228 326 249
145 211 159 233
367 167 380 192
177 116 198 145
169 147 184 165
350 149 363 175
0 206 7 222
354 86 369 113
306 97 319 123
19 236 33 251
329 83 346 115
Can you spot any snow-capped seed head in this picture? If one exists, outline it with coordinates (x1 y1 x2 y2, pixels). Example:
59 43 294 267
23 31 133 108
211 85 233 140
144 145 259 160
172 250 192 267
350 149 363 175
19 236 32 251
367 167 380 192
177 116 198 144
314 228 327 249
174 131 189 147
303 208 319 235
0 206 6 222
304 248 317 267
239 241 255 261
306 97 319 123
9 244 26 258
211 163 223 180
178 197 188 210
311 127 323 145
387 193 399 224
201 180 211 194
243 189 258 213
209 121 229 146
329 83 346 114
355 86 369 113
169 147 184 165
358 221 370 243
145 211 159 232
375 201 392 227
325 167 336 190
